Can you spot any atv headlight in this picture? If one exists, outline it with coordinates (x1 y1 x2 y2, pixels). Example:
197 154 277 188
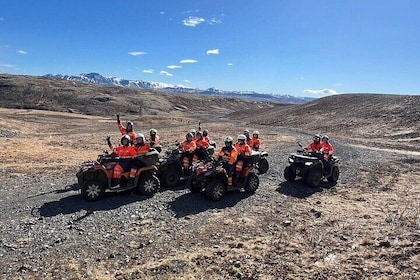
305 162 313 166
288 158 294 163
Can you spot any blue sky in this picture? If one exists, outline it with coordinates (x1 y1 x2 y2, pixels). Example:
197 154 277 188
1 0 419 97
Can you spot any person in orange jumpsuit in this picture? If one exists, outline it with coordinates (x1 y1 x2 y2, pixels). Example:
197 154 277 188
181 133 197 174
248 130 261 151
193 130 210 162
320 135 335 173
148 129 160 148
234 134 251 173
304 134 322 153
217 136 238 186
243 129 252 146
117 114 136 144
107 134 137 188
202 129 211 144
130 133 151 178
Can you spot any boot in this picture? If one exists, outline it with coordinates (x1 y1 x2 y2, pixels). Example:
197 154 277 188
110 178 120 189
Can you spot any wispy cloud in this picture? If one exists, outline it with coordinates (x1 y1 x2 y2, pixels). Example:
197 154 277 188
303 89 339 95
206 49 219 55
335 83 344 86
128 51 147 56
18 50 27 55
184 79 191 83
160 11 165 15
160 71 173 76
180 59 198 64
0 63 16 68
167 65 182 69
142 69 153 74
182 16 205 27
227 63 233 66
209 17 222 25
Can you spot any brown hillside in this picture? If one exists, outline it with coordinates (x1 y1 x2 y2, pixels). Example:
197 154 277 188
229 93 420 151
0 73 278 117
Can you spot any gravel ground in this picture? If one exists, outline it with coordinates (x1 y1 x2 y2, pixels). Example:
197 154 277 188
1 127 419 280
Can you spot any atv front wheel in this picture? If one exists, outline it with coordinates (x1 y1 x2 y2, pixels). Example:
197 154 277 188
257 158 269 174
284 166 296 182
138 174 160 196
205 180 226 201
244 172 259 193
327 166 339 186
161 168 181 188
81 180 105 201
305 168 322 188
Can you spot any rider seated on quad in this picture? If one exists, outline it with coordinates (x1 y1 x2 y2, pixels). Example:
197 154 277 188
148 129 160 148
107 134 137 188
304 134 322 154
117 114 137 145
130 133 151 178
234 134 251 172
320 135 335 173
248 130 261 151
181 132 197 175
217 136 238 186
193 130 210 162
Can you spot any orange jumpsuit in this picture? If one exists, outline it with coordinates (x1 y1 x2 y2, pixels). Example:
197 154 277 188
248 137 261 151
217 146 238 185
320 142 334 160
305 141 323 152
111 145 136 179
181 140 197 169
118 123 136 144
148 135 160 147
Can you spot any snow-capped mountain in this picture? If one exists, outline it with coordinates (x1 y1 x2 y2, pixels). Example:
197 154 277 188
44 73 314 104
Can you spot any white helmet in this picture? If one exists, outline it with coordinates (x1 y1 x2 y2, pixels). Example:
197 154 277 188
189 129 196 135
121 134 130 145
136 133 146 144
253 130 260 136
237 134 246 141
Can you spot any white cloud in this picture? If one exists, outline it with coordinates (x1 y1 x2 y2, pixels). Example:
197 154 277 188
209 17 222 25
18 50 27 55
227 63 233 66
160 11 165 15
128 51 147 56
160 71 173 76
184 79 191 83
167 65 182 69
335 83 344 86
180 59 198 64
303 89 340 95
142 69 153 74
182 16 205 27
0 63 16 68
206 49 219 55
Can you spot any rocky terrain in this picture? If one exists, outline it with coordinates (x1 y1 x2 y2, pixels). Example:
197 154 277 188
0 74 419 279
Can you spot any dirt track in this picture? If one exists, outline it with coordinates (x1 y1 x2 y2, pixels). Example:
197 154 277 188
0 108 419 279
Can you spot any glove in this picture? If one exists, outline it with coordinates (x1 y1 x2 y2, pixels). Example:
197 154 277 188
116 114 120 124
106 136 112 147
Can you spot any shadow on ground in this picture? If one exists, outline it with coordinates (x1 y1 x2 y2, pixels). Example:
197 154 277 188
168 190 253 218
34 185 148 220
276 180 333 198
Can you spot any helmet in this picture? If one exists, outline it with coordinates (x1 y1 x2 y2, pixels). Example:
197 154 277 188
314 134 321 139
237 134 246 141
189 129 196 135
136 133 146 144
253 130 260 136
150 128 157 135
244 129 250 134
196 131 202 137
203 129 209 136
224 136 234 143
127 121 133 127
121 134 130 145
186 132 193 140
322 135 329 141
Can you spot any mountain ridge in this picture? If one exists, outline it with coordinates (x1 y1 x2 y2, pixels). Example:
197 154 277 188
44 72 315 104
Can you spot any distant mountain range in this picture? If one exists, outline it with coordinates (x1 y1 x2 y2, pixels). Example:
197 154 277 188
44 72 315 104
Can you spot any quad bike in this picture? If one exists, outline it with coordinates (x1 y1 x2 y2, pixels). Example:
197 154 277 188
187 154 260 201
250 150 269 174
283 144 340 187
76 149 160 201
157 142 215 188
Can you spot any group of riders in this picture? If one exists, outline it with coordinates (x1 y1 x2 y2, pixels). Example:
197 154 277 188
108 115 336 188
107 115 263 188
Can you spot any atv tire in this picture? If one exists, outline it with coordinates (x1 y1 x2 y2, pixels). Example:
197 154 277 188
161 168 181 188
257 158 269 174
284 166 296 182
138 174 160 196
244 172 259 193
81 180 105 201
327 166 339 186
205 180 226 201
305 168 322 188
